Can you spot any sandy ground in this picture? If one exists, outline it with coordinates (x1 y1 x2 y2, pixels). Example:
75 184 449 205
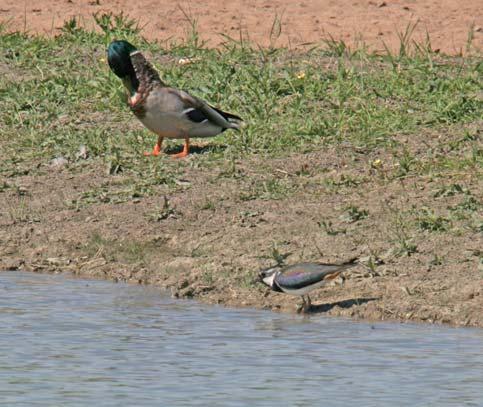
0 0 482 53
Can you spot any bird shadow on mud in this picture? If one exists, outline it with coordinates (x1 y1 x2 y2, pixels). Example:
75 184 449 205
308 297 378 314
164 143 227 156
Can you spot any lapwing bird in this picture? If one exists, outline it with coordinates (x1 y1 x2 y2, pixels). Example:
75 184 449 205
107 40 242 158
259 259 358 313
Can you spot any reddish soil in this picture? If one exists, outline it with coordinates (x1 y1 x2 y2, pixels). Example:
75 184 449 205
1 0 482 54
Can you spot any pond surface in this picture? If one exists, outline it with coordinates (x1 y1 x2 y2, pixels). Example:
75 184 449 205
1 271 482 406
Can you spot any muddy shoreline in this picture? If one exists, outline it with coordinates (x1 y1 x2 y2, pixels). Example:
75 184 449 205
1 147 481 328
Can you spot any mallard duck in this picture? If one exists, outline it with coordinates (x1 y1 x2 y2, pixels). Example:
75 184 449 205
259 259 358 313
107 40 242 158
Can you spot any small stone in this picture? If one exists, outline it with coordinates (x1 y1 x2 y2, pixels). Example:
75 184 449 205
46 257 69 266
174 179 191 186
401 286 411 295
380 248 395 260
50 156 68 168
1 258 23 270
180 287 194 298
178 57 200 65
17 186 28 196
178 279 189 289
76 145 88 160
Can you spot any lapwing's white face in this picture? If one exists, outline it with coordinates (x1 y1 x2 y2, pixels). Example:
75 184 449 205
259 268 280 288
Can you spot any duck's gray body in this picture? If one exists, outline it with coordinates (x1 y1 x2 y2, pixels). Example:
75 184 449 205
136 86 233 139
129 51 241 140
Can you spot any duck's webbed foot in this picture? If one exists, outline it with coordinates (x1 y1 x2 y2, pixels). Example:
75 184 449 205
170 138 190 159
144 136 163 157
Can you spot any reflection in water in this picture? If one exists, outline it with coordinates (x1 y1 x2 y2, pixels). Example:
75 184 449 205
1 271 482 406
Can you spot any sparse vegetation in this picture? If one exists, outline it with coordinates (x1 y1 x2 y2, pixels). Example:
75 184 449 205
415 207 451 233
0 16 482 326
340 205 369 223
85 232 158 265
318 219 347 236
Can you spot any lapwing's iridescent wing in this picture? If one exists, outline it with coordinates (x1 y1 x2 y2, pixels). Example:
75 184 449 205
276 262 356 290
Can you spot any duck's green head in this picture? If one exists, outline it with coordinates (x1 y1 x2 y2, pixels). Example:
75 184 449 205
107 40 139 95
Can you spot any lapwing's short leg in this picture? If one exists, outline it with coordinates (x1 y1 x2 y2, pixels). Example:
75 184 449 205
297 296 306 314
303 295 312 313
171 137 190 159
144 135 164 157
306 295 312 310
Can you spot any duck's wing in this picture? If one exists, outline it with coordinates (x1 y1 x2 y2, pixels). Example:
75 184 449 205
166 88 242 130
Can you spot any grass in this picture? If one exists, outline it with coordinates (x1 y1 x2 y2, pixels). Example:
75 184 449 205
0 15 481 263
415 207 451 233
340 205 369 223
1 17 481 165
85 231 159 265
146 196 179 221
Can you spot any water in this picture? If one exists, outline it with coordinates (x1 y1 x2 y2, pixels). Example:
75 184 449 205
1 271 482 407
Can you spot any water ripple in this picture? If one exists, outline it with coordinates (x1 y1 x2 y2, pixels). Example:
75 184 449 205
1 271 482 406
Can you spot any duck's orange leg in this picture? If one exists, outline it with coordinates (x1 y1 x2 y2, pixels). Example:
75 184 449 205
144 135 163 157
170 138 190 159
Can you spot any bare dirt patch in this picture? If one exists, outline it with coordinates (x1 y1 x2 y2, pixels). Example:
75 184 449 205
1 0 482 54
1 138 482 327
